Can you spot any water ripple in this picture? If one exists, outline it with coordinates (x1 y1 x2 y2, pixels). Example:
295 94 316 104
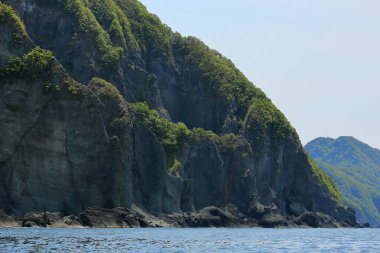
0 228 379 252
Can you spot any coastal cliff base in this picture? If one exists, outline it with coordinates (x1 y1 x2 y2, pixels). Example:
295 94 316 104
0 205 360 229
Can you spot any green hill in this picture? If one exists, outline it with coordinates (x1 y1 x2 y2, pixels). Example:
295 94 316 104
306 136 380 225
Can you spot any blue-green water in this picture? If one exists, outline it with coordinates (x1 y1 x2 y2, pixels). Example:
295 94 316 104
0 228 379 252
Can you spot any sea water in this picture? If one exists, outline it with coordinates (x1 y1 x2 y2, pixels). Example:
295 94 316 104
0 228 379 252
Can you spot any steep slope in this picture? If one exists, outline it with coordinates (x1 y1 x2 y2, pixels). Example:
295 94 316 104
0 4 134 215
306 137 380 225
0 1 355 226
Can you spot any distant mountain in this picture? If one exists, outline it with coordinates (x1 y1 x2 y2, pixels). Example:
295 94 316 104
306 136 380 225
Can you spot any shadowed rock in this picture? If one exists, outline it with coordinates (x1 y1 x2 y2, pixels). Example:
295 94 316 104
78 208 140 228
259 214 289 228
289 202 307 217
23 212 62 227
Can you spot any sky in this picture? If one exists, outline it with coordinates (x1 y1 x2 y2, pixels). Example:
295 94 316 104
140 0 380 149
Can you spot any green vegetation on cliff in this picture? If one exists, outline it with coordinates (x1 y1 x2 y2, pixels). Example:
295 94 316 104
90 77 124 103
0 2 27 43
307 156 343 204
244 98 296 140
0 46 53 78
306 137 380 225
28 0 124 73
38 0 172 53
130 102 191 173
113 0 173 52
130 102 191 150
85 0 138 49
131 103 248 151
89 77 131 128
174 36 266 115
62 0 123 73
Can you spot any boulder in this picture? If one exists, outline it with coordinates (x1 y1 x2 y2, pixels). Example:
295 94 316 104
259 213 288 228
248 202 278 219
294 211 338 228
78 208 140 228
295 212 320 227
22 212 62 227
61 215 82 227
181 206 256 228
23 221 39 227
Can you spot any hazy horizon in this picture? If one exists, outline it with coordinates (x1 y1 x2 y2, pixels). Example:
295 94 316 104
140 0 380 149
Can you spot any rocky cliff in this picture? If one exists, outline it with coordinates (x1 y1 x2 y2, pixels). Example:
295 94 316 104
0 0 356 226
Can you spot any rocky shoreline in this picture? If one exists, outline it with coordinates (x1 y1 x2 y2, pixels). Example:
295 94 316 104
0 205 367 229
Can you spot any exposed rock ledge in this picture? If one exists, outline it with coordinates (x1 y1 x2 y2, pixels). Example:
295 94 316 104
0 206 364 229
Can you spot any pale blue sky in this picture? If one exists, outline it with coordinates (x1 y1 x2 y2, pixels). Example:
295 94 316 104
140 0 380 149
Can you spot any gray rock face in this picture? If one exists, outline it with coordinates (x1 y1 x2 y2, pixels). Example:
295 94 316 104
0 77 128 216
289 202 307 217
177 136 256 213
0 1 357 227
0 210 17 227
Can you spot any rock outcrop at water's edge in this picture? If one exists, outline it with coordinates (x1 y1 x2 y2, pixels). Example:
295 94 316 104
0 210 19 227
0 1 357 227
0 207 361 229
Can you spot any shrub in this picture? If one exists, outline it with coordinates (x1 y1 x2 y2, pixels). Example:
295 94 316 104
130 102 191 151
90 77 124 102
244 98 296 140
0 46 53 78
218 133 247 152
190 127 218 143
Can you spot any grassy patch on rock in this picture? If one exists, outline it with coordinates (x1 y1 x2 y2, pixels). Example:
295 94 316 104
0 2 28 43
0 46 53 78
